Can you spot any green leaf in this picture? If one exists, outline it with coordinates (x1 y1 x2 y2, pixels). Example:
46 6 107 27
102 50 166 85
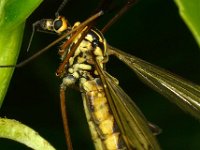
0 118 56 150
0 0 43 107
174 0 200 47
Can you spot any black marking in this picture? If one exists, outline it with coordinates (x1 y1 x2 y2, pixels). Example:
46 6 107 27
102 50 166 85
88 29 99 42
113 120 120 133
96 78 103 87
86 29 105 51
92 39 99 48
88 93 95 112
64 27 105 78
118 135 128 150
66 74 77 81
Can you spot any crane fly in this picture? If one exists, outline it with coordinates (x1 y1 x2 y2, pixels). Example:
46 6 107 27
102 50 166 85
0 0 200 149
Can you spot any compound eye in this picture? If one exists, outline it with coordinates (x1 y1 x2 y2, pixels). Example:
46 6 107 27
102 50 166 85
54 19 63 30
53 16 68 34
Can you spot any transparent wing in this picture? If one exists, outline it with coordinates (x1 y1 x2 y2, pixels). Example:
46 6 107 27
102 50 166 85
103 71 161 150
107 45 200 120
94 59 160 149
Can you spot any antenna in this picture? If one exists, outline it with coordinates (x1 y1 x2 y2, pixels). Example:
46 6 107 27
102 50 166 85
0 11 104 68
27 0 71 52
55 0 70 17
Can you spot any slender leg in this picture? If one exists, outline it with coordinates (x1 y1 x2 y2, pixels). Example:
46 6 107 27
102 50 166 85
60 85 73 150
0 11 103 69
101 0 137 33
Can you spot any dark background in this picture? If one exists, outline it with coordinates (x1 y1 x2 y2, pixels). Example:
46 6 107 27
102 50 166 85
0 0 200 149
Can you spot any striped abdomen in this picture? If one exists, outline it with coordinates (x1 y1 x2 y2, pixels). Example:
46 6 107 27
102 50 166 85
80 78 127 150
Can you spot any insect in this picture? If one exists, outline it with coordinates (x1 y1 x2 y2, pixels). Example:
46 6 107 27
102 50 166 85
1 0 200 149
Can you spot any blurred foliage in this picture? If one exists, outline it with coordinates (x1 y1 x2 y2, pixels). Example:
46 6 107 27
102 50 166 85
174 0 200 47
0 118 55 150
0 0 57 149
0 0 199 150
0 0 43 107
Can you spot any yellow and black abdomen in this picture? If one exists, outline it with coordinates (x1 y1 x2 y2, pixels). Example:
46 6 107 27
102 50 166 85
80 78 127 150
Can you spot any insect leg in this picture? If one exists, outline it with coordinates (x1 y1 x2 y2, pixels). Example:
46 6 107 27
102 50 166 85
60 84 73 150
101 0 138 33
0 11 104 69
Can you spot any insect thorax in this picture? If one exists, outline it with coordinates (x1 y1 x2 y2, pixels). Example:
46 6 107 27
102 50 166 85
61 24 108 87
